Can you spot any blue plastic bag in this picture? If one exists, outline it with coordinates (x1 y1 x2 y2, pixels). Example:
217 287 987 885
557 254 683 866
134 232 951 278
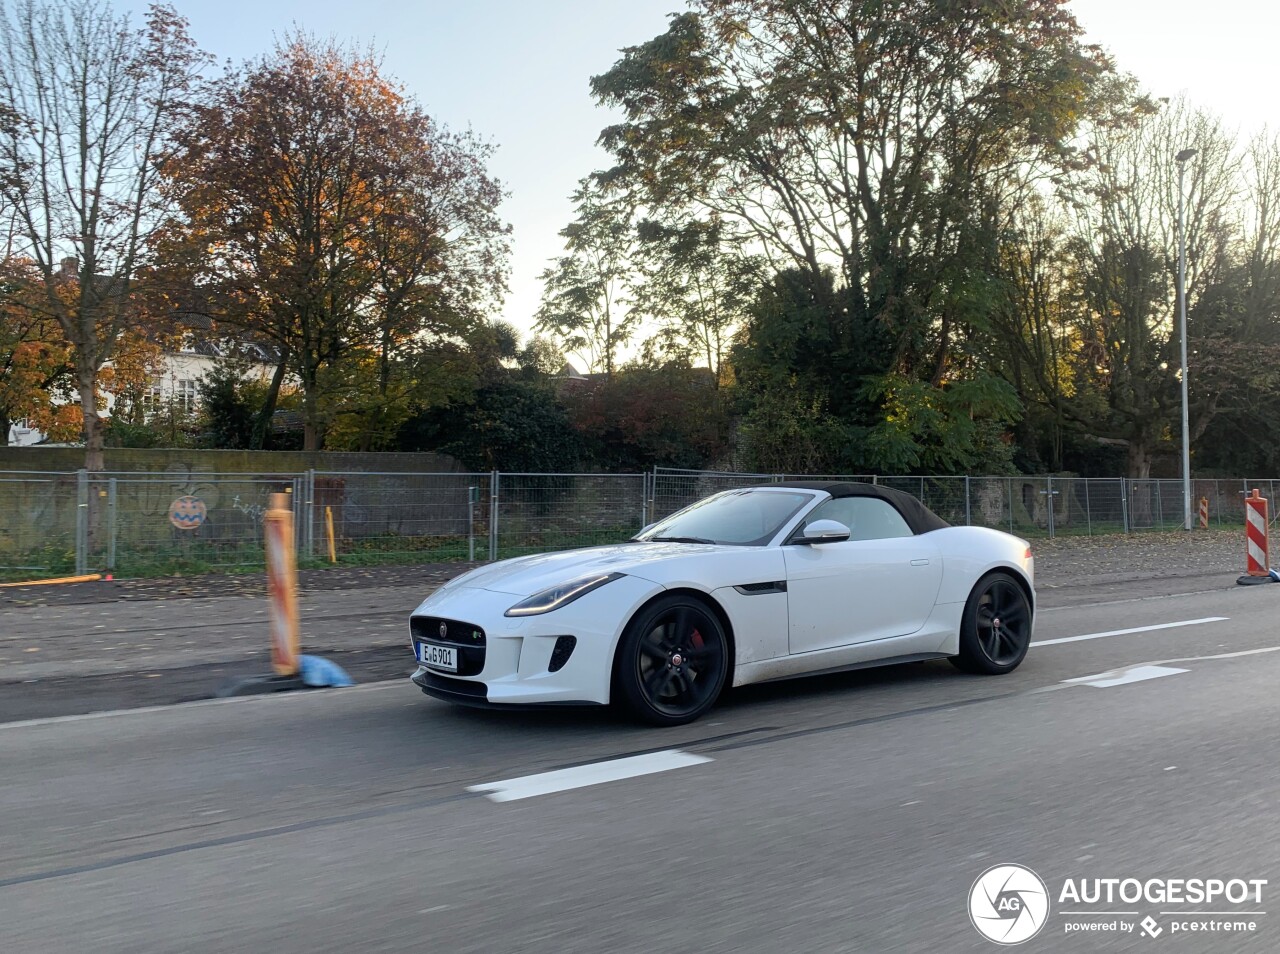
299 654 356 688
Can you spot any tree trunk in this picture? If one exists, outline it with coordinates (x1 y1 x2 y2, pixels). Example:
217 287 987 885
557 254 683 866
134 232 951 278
1126 439 1152 479
302 376 323 451
360 325 392 452
1126 437 1153 528
0 409 9 446
78 366 105 472
251 350 289 450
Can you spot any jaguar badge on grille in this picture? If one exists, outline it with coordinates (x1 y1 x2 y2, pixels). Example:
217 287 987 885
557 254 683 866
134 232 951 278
438 622 448 638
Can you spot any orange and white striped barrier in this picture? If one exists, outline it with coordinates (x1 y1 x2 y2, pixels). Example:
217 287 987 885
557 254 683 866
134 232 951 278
217 491 353 695
1239 489 1271 585
1199 497 1209 530
265 492 301 676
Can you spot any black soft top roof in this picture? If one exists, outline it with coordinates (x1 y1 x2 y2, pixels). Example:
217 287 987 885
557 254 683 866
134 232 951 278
770 481 950 535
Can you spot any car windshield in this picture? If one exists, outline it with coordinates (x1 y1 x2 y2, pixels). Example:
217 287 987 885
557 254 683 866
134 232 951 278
636 489 815 547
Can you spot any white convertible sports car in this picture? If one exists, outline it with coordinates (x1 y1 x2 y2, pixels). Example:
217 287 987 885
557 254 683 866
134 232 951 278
409 481 1035 725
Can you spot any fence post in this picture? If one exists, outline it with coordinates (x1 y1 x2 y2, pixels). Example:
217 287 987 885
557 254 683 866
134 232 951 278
75 469 88 576
488 470 499 561
305 469 316 559
1007 478 1014 534
107 477 118 572
1121 479 1130 533
649 464 658 524
964 476 972 526
1045 476 1055 539
1083 479 1092 537
468 485 476 562
1155 481 1163 531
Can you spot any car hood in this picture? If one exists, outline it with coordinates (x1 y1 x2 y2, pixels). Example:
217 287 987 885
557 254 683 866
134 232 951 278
437 542 720 598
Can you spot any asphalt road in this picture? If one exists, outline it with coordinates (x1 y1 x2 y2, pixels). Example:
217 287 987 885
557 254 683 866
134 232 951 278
2 578 1279 952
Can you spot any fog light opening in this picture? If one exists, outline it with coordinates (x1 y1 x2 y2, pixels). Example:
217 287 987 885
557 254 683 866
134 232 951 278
548 635 577 673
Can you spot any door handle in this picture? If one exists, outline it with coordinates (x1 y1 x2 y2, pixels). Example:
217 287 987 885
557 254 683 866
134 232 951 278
910 559 930 566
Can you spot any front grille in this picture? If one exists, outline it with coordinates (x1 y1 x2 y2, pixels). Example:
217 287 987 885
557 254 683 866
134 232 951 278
413 669 488 701
411 616 486 676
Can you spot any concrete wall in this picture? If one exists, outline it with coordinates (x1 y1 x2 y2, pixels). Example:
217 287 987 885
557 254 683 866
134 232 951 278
0 447 465 475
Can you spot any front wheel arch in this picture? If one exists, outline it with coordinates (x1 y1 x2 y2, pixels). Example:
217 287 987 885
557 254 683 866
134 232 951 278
610 589 736 722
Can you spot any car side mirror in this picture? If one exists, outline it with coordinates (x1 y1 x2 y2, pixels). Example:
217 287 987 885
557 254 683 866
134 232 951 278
799 519 851 544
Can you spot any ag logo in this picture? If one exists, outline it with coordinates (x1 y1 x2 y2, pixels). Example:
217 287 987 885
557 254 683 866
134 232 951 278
969 864 1050 945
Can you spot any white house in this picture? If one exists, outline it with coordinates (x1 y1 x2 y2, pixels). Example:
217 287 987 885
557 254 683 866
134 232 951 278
7 335 278 446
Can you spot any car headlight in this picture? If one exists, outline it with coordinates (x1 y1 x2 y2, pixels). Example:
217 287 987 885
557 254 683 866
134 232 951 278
504 572 624 617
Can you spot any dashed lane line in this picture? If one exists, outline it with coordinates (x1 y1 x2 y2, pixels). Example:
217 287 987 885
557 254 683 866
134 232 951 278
467 749 713 803
1031 617 1229 648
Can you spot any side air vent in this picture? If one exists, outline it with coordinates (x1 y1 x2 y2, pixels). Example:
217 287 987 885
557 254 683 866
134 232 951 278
733 581 788 596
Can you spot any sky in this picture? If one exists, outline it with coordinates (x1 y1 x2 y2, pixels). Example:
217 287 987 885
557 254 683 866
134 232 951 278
144 0 1280 340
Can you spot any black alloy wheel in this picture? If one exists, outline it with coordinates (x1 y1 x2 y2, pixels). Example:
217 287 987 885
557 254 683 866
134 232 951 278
616 595 729 726
951 572 1032 675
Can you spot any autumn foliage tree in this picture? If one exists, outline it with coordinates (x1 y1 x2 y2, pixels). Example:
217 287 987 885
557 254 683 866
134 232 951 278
0 255 76 443
0 0 205 469
165 35 509 450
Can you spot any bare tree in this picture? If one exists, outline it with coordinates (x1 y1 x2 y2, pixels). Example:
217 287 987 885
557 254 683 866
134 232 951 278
0 0 204 469
535 179 638 377
1064 100 1239 477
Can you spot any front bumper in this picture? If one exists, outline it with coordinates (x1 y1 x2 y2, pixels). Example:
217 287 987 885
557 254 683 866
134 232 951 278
411 669 600 709
407 575 660 706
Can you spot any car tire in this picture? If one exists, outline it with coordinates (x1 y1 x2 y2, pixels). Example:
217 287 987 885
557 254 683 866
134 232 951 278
614 594 730 726
950 572 1032 675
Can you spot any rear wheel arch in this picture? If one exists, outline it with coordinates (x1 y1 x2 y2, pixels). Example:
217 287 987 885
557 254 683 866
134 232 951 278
997 565 1035 615
951 569 1034 675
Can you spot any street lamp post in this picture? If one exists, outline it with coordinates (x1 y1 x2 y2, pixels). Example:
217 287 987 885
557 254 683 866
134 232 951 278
1176 147 1197 531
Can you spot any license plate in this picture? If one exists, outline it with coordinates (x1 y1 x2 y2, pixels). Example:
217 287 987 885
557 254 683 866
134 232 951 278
417 642 457 672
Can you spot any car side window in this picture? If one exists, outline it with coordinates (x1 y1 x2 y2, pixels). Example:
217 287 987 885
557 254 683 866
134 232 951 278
807 497 913 542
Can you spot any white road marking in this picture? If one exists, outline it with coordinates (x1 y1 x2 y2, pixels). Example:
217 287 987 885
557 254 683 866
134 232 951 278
1053 646 1280 694
1063 665 1189 688
1031 617 1229 648
467 750 712 803
1153 646 1280 666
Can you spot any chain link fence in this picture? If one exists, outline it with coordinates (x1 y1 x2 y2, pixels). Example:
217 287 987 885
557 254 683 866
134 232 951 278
0 472 80 578
2 466 1278 582
648 468 1280 539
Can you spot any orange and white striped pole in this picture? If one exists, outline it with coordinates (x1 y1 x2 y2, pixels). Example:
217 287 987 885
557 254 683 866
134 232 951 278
1199 496 1209 530
1244 490 1270 580
265 492 301 676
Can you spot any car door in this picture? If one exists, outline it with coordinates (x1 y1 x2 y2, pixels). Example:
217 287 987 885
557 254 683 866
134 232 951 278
782 496 944 654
